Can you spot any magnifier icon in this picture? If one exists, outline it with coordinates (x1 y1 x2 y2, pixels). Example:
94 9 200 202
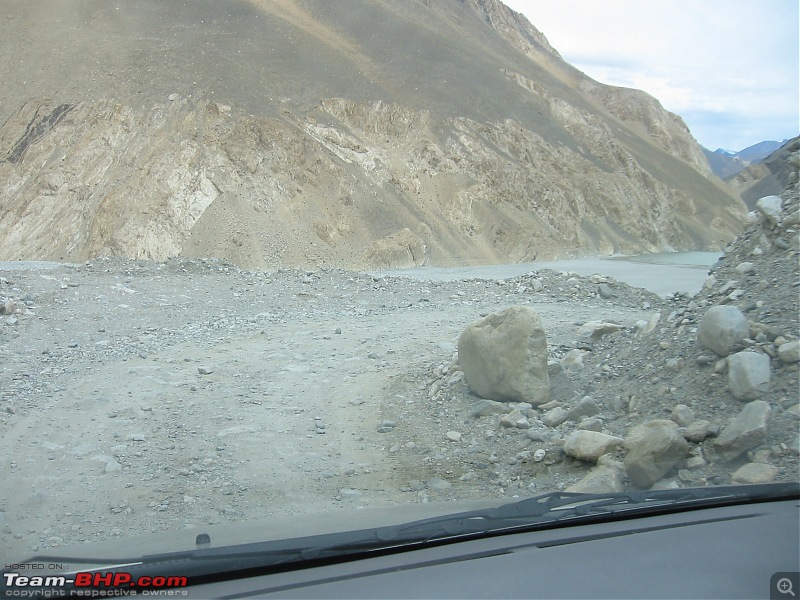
778 578 796 597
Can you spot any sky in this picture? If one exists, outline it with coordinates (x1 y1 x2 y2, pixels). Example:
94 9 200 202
501 0 799 152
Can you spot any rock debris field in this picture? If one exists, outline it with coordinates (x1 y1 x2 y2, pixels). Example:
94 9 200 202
1 183 798 560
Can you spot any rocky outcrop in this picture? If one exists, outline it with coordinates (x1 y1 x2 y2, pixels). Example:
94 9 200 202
360 228 427 268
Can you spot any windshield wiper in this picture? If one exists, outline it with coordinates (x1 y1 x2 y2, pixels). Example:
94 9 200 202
16 482 800 584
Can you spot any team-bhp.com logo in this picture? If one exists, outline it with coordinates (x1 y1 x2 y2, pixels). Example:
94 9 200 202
3 570 188 597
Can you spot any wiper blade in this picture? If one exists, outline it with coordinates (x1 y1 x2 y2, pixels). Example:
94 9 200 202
302 482 800 560
19 483 800 576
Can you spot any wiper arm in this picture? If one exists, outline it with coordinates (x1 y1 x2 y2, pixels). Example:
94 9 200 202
19 483 800 576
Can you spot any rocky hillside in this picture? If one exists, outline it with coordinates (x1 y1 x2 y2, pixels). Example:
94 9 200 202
419 149 800 495
0 0 744 269
726 136 800 210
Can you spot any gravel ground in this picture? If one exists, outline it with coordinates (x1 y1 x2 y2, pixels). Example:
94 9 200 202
0 180 797 560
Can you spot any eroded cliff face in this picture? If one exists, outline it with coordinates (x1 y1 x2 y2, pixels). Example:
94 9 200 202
0 0 745 269
0 94 744 269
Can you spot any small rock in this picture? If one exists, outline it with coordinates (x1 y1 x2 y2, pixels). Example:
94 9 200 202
624 420 690 488
695 355 714 366
576 417 604 432
565 456 625 493
597 284 614 299
778 340 800 363
198 367 214 375
702 275 717 290
447 371 465 385
686 454 706 469
542 406 569 428
731 463 779 484
712 400 771 462
665 358 684 373
563 431 624 463
577 321 623 340
470 399 507 418
727 351 770 400
567 396 600 422
499 411 530 429
446 431 462 442
560 348 585 373
683 420 713 442
533 449 546 462
734 262 754 275
670 404 694 427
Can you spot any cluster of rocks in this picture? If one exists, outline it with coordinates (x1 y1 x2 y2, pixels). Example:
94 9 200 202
426 171 798 496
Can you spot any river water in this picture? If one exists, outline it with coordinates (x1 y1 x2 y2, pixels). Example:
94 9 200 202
376 252 722 297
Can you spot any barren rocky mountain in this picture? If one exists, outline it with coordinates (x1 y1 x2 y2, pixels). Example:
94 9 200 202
0 0 744 269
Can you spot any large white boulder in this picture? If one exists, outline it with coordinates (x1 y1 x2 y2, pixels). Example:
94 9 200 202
458 306 549 404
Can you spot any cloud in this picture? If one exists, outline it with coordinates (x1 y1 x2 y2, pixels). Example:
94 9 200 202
502 0 799 150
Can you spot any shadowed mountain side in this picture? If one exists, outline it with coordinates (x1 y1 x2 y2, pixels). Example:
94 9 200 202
726 137 800 210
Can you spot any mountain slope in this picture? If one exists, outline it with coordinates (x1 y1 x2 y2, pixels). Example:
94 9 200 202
704 140 787 179
725 137 800 210
0 0 745 268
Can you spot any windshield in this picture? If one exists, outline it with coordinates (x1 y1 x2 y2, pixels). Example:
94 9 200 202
0 0 798 582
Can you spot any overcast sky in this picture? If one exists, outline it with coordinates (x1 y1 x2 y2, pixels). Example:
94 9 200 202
502 0 799 152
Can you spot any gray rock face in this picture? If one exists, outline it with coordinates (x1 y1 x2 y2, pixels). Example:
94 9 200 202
727 351 771 400
712 400 771 462
624 420 690 488
697 305 750 356
458 306 549 404
563 431 624 463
